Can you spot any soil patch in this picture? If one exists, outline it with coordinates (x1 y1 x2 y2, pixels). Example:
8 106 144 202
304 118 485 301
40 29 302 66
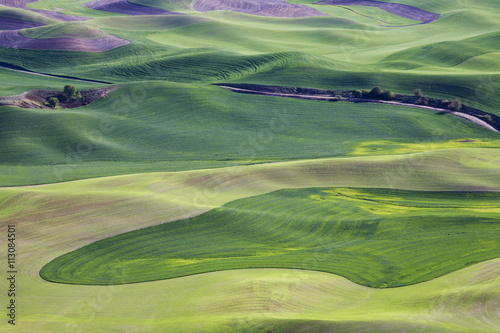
0 30 129 51
315 0 440 24
193 0 327 18
0 86 117 109
84 0 184 16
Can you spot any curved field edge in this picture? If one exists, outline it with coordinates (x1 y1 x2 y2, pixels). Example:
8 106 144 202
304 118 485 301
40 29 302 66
215 83 500 132
2 149 500 332
0 149 500 268
2 148 499 269
313 0 440 24
39 187 500 287
2 81 499 187
8 263 500 332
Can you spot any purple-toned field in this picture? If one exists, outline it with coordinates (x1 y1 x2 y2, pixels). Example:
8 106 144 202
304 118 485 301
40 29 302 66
315 0 440 24
0 0 37 9
84 0 183 16
193 0 327 18
0 30 129 51
0 0 89 20
0 17 43 29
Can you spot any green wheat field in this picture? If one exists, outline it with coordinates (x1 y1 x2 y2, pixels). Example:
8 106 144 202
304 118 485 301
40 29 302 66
0 0 499 332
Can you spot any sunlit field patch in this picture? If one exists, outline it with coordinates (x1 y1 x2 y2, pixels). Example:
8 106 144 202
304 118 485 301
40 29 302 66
41 187 500 288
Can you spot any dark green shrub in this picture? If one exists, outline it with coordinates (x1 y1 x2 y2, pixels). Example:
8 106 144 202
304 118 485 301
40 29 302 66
449 98 462 111
353 90 363 98
48 97 59 108
369 86 382 98
380 90 395 100
64 85 77 99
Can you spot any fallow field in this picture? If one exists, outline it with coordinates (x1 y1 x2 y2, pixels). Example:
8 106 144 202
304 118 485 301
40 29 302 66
0 0 499 332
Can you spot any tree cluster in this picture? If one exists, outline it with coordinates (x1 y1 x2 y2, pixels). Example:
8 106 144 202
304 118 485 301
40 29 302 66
350 86 463 111
409 89 462 111
46 85 83 108
63 85 82 102
360 86 395 100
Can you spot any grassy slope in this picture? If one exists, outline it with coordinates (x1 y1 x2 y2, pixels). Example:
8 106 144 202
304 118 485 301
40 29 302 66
5 264 500 332
1 153 500 332
40 187 500 287
3 149 500 264
0 0 497 112
0 0 499 331
1 81 499 186
0 67 104 95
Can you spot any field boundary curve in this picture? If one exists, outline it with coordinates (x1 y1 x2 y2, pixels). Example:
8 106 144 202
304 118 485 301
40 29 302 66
0 61 113 83
215 83 500 133
84 0 185 16
314 0 440 25
0 29 130 52
192 0 327 18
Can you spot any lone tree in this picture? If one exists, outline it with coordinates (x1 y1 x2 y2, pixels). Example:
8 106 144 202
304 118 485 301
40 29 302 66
414 89 423 97
63 84 82 101
449 98 462 111
368 86 383 98
48 97 59 108
64 85 76 98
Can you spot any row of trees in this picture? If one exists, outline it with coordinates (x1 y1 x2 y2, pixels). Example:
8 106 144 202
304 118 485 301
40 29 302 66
413 88 462 111
346 86 395 100
345 86 463 111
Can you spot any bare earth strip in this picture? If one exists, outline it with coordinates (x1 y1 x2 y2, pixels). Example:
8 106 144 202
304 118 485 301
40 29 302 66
193 0 327 18
84 0 184 16
315 0 440 24
0 86 117 108
0 30 130 51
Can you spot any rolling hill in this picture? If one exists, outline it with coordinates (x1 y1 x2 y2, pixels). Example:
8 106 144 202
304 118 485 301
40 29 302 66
0 0 499 332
